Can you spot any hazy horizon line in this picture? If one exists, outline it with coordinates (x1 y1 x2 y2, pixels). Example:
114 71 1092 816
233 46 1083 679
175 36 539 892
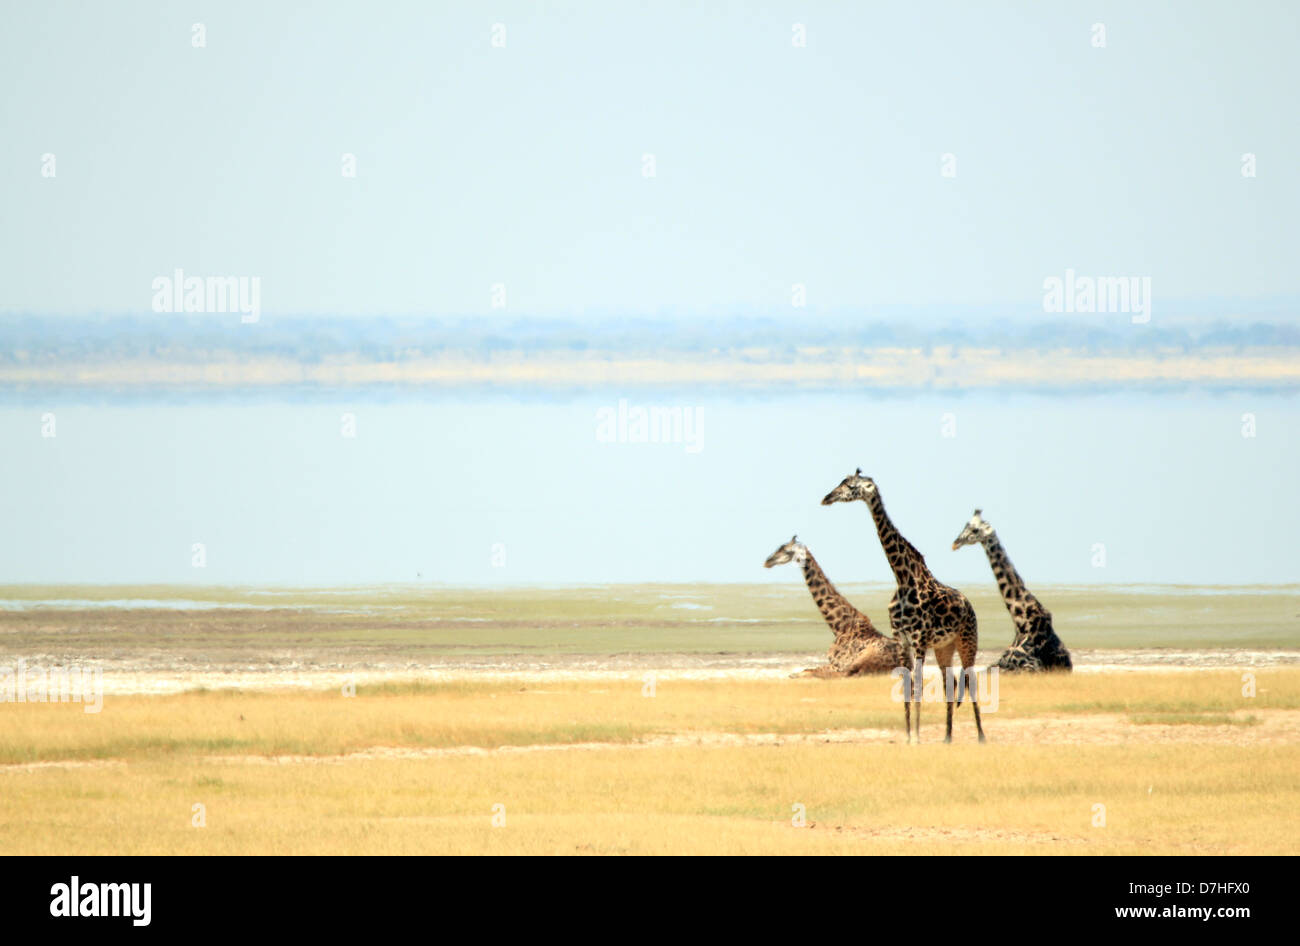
2 580 1296 593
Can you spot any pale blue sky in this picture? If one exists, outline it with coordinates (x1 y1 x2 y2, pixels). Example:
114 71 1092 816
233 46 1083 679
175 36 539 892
2 4 1298 588
2 1 1298 318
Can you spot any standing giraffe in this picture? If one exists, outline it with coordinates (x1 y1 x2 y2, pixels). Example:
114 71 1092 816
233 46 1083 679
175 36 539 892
822 470 986 744
951 510 1072 672
764 536 906 677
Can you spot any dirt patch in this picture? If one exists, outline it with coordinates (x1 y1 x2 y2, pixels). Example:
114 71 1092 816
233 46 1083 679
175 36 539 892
989 710 1300 747
0 759 127 773
6 648 1297 696
199 729 901 767
4 709 1290 772
187 709 1299 768
806 823 1088 845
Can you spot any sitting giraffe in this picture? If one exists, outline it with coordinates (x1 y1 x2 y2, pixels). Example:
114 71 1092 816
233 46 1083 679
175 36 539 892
951 510 1072 672
764 536 906 678
823 470 986 744
996 644 1044 672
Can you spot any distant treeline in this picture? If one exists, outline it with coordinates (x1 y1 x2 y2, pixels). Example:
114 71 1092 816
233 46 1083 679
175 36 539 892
2 313 1299 363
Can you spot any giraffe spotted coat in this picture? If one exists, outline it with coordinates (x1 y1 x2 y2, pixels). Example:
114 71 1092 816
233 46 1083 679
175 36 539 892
951 510 1072 673
822 471 986 744
763 537 905 677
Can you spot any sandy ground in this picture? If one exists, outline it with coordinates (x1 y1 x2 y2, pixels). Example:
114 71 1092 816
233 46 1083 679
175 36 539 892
14 647 1296 695
5 708 1292 774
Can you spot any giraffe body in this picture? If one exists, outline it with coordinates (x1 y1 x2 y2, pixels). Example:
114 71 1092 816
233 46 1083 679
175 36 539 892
764 537 905 677
952 510 1072 672
823 471 986 744
995 644 1044 673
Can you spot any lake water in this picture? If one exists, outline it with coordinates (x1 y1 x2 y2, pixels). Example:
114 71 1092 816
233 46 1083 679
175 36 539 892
1 390 1296 586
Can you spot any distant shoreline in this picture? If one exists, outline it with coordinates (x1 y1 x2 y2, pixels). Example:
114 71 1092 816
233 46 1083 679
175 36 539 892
4 346 1299 394
2 581 1299 599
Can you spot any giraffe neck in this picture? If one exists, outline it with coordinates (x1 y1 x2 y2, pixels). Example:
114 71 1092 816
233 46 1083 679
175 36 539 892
865 491 928 587
981 529 1030 611
799 552 857 637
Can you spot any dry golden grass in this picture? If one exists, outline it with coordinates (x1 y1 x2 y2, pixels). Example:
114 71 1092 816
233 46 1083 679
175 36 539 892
3 741 1296 855
3 670 1296 764
1 670 1297 854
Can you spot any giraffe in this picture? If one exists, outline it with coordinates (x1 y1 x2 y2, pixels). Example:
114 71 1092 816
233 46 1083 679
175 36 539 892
951 510 1072 672
763 536 906 677
822 470 986 744
996 646 1044 672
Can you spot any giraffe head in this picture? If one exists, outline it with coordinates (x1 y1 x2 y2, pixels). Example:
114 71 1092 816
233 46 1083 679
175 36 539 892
764 535 809 568
952 509 993 550
821 468 877 506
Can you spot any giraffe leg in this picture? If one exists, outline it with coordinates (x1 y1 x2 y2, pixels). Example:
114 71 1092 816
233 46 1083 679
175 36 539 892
958 636 986 744
911 654 924 744
792 664 844 679
931 643 956 743
902 652 915 743
896 638 915 743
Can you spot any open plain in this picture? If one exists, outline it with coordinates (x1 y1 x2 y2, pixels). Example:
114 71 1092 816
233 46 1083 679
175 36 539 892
1 583 1296 854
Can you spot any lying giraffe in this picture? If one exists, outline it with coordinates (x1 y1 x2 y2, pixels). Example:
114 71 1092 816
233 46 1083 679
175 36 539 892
823 470 985 744
952 510 1072 672
764 536 905 678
